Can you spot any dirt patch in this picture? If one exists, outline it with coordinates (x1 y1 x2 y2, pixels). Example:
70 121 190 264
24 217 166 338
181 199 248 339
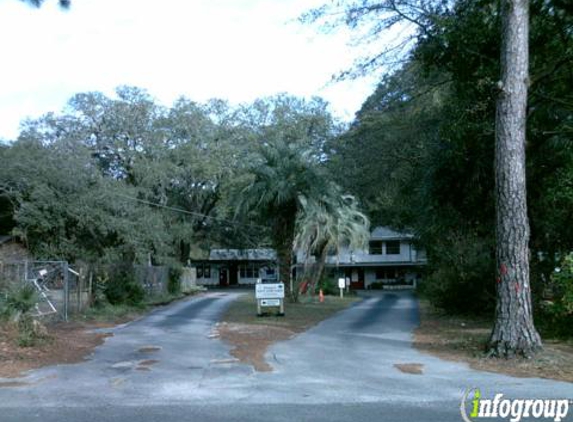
218 322 294 372
394 363 424 375
138 359 159 367
218 294 359 372
414 301 573 383
0 381 30 388
0 322 111 378
138 346 161 353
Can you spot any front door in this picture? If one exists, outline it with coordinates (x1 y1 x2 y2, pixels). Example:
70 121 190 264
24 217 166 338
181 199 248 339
346 268 365 290
219 267 228 286
229 263 238 286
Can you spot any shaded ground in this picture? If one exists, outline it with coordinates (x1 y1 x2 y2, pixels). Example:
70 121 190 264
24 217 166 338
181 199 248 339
1 291 571 422
0 292 200 379
218 293 360 371
0 322 111 378
414 300 573 382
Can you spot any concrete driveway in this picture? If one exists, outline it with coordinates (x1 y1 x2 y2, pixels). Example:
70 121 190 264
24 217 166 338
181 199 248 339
0 291 571 422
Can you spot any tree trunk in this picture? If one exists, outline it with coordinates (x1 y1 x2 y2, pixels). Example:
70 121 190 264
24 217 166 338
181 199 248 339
489 0 542 357
274 210 297 302
309 241 329 296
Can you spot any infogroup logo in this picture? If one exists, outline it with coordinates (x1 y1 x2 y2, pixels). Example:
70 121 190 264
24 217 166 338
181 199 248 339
460 388 571 422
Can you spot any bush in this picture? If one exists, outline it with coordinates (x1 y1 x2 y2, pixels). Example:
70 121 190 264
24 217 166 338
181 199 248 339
537 253 573 338
0 284 46 347
316 277 338 295
4 284 38 316
167 266 183 295
17 313 37 347
418 232 495 315
104 263 145 306
550 254 573 316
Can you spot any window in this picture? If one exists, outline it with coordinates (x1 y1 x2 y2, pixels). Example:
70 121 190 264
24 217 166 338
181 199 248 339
369 241 383 255
385 241 400 255
196 264 211 279
239 263 259 279
375 268 396 279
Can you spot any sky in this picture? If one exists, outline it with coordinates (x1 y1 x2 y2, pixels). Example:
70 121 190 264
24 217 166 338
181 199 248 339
0 0 381 141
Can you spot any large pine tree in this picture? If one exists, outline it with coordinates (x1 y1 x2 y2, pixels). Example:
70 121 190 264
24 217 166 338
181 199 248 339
489 0 542 357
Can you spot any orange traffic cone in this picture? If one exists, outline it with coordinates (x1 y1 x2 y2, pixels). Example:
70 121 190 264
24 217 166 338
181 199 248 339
319 289 324 303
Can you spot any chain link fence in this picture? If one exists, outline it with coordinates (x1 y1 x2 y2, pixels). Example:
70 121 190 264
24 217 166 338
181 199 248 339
0 261 170 321
0 261 82 321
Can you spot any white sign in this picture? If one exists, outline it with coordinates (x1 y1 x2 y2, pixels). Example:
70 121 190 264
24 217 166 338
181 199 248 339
260 299 281 307
338 278 346 289
255 283 285 299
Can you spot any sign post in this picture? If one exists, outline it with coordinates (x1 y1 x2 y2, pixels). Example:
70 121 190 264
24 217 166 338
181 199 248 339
338 277 346 298
255 281 285 316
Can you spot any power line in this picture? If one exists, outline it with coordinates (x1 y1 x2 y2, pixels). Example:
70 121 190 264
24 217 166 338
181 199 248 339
110 191 267 230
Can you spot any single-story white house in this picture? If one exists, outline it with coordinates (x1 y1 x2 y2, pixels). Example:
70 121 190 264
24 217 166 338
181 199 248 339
192 248 277 287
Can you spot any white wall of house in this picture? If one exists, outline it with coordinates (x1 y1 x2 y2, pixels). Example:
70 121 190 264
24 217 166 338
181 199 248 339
298 240 426 266
195 265 219 285
238 276 258 285
193 263 277 286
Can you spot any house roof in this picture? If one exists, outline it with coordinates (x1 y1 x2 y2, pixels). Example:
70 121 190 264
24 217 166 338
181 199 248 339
0 235 14 245
370 226 414 240
209 248 276 261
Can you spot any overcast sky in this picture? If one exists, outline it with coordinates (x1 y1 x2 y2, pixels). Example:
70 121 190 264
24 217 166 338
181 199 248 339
0 0 380 141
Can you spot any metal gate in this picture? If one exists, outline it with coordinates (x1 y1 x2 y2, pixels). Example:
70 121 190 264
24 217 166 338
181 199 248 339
0 260 87 321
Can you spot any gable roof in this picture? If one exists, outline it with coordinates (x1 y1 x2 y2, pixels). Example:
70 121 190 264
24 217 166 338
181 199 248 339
370 226 414 240
209 248 276 261
0 235 14 246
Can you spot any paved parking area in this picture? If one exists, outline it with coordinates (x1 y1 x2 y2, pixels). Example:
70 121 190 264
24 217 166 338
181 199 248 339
1 290 571 422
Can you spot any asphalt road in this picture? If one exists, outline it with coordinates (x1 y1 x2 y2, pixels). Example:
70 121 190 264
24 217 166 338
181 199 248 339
0 291 571 422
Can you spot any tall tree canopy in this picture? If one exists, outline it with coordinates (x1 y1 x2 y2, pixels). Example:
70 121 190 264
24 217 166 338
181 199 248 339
1 88 348 269
312 0 573 350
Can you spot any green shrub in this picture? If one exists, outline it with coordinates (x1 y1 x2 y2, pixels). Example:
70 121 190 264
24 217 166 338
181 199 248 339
369 281 384 290
104 263 145 306
93 274 109 307
316 277 338 295
1 284 46 347
418 232 495 315
17 313 36 347
167 266 183 295
537 253 573 338
5 284 38 316
550 254 573 316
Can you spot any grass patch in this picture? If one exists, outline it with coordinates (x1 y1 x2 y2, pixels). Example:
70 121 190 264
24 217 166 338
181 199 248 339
218 293 360 371
414 300 573 382
222 293 360 333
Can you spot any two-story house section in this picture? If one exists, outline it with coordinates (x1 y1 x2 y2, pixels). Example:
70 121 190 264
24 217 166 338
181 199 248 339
298 226 427 290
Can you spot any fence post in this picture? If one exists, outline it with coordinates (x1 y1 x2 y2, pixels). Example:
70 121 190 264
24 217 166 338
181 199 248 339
78 267 83 313
63 261 69 321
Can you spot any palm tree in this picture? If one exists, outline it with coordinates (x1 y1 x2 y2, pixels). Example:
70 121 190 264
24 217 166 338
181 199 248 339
295 194 370 295
236 140 327 301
